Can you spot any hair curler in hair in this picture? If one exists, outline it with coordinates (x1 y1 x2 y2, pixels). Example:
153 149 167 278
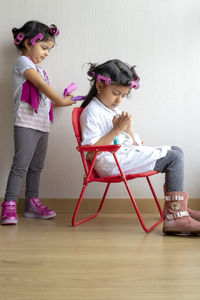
30 33 44 46
50 27 60 35
97 75 111 85
15 33 24 45
126 79 139 89
87 70 95 78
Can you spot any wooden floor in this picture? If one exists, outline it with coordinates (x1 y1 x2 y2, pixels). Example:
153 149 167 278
0 213 200 300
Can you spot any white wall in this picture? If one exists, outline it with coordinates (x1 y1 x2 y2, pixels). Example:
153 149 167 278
0 0 200 199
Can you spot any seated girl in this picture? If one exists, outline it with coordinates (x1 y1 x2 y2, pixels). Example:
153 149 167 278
80 59 200 235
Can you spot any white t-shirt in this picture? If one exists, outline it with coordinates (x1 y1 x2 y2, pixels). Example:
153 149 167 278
80 97 171 177
12 56 51 132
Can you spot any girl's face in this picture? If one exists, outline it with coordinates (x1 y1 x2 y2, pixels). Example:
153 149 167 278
96 83 131 110
24 39 55 64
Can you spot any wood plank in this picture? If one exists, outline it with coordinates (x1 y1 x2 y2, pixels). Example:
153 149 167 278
0 214 200 299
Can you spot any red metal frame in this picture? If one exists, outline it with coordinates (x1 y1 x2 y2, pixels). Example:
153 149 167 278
72 107 163 232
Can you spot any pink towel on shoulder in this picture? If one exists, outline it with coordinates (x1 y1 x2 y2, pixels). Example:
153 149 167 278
21 80 54 123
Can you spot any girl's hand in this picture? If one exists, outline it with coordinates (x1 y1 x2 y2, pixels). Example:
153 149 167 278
63 95 77 106
113 111 132 134
113 111 137 145
90 111 134 148
123 113 133 134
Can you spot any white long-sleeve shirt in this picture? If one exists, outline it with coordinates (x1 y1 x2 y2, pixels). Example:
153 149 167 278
80 97 170 177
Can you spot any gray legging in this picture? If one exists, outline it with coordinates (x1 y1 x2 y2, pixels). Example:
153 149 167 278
154 146 184 192
4 126 49 202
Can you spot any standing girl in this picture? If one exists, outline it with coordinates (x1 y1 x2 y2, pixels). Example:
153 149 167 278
1 20 76 225
80 59 200 234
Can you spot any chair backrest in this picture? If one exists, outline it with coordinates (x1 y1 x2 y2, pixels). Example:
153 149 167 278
72 107 99 179
72 107 84 146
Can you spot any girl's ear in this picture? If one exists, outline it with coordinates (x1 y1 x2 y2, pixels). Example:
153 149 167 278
96 81 103 93
23 38 30 50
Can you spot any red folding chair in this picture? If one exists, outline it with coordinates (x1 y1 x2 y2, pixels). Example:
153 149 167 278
72 107 163 232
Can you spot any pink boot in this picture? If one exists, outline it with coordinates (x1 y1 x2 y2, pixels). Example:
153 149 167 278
163 185 200 222
187 208 200 222
24 198 56 219
163 191 200 234
1 200 18 225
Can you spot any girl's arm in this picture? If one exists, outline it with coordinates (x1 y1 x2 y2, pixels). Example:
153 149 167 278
125 128 137 145
122 114 137 145
86 127 120 160
86 112 134 160
94 127 121 146
23 68 75 106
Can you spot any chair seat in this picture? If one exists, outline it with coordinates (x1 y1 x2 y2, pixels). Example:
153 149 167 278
88 170 159 183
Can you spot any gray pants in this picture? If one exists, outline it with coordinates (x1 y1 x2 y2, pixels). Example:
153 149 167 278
154 146 184 192
4 126 49 202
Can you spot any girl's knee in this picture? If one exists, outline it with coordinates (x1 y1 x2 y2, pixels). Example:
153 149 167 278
171 146 184 157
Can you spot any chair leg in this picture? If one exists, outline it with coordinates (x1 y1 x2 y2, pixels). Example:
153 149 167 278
146 176 163 219
72 183 110 226
123 177 163 233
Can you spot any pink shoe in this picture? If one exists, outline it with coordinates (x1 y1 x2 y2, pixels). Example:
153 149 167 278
163 191 200 234
24 198 56 219
163 184 200 222
1 201 18 225
187 208 200 222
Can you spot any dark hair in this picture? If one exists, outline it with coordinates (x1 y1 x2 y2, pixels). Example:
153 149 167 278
12 20 59 50
81 59 140 108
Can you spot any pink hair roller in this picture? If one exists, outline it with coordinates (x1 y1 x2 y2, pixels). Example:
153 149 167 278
97 75 111 85
15 33 24 45
130 80 139 89
31 33 44 46
50 28 60 35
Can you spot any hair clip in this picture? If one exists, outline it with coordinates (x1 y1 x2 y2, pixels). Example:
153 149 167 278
129 80 139 89
30 33 44 46
97 75 111 85
15 33 24 45
50 27 60 35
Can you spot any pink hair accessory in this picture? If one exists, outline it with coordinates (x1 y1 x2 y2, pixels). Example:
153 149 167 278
50 28 60 35
31 33 44 46
88 71 95 78
15 33 24 45
97 75 111 85
130 80 139 89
